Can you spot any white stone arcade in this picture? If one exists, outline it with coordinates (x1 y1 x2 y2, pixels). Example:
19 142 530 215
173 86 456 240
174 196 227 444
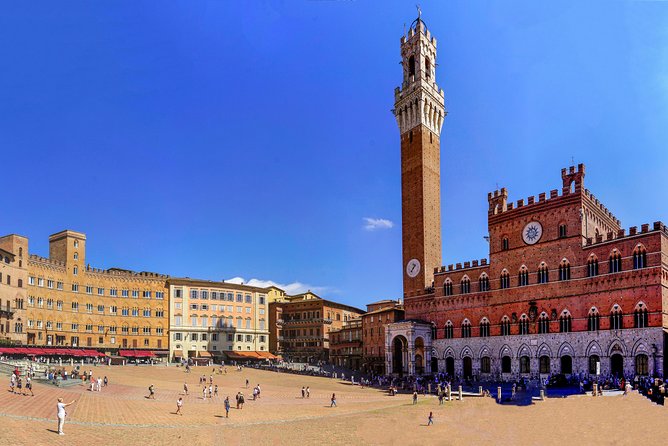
385 321 434 376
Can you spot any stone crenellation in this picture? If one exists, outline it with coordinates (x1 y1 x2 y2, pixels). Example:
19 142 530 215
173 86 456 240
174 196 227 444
488 165 621 227
585 221 667 246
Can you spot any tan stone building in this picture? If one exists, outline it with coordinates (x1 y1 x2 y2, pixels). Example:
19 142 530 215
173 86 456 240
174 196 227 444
167 278 273 362
0 234 28 344
329 318 363 370
361 300 404 375
269 292 365 362
25 230 170 352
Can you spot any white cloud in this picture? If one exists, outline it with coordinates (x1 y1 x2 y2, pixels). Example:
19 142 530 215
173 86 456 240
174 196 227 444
224 276 332 296
363 217 394 231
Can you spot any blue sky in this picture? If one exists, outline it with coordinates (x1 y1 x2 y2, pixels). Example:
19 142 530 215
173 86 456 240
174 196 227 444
1 1 667 309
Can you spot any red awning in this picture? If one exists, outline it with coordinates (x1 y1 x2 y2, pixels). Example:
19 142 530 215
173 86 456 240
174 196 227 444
119 350 155 358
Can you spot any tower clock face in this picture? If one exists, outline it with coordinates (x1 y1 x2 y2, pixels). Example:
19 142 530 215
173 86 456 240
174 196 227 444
406 258 421 278
522 221 543 245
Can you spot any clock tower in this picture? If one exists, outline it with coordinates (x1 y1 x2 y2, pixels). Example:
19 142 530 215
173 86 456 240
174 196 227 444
394 14 445 296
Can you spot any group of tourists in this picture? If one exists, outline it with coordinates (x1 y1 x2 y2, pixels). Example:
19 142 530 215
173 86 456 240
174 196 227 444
9 369 34 397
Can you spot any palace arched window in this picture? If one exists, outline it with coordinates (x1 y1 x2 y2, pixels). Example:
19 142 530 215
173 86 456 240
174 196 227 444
425 57 431 79
479 318 490 338
558 224 567 238
518 266 529 287
610 305 623 330
501 316 511 336
537 263 549 284
444 321 454 339
460 277 471 294
443 280 453 297
518 314 529 335
609 250 622 273
408 55 415 77
558 259 571 281
502 237 509 251
478 274 490 292
634 303 648 328
587 307 600 332
537 312 550 334
539 356 551 374
559 310 572 333
500 271 510 289
461 320 471 338
587 255 599 277
633 246 647 269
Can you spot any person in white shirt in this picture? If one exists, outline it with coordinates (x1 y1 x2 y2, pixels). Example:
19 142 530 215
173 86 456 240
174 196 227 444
56 397 76 435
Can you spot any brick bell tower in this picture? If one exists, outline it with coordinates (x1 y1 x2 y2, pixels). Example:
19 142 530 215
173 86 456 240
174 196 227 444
394 13 445 296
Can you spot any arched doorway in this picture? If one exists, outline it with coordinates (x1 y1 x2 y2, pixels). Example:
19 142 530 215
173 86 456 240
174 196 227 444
589 355 600 375
501 356 511 374
610 354 624 377
414 337 425 375
561 355 573 374
445 357 455 377
392 336 408 377
463 356 473 379
430 356 438 374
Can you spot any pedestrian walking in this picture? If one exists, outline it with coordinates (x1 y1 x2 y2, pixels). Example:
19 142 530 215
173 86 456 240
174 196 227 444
330 393 337 407
16 376 23 396
427 411 434 426
56 397 76 435
239 392 245 409
203 386 207 399
306 386 310 398
103 376 108 387
175 397 183 415
26 377 34 397
209 385 213 398
301 386 305 398
245 379 249 389
224 396 230 418
236 392 240 409
214 385 219 397
413 391 418 405
184 382 189 395
148 384 155 399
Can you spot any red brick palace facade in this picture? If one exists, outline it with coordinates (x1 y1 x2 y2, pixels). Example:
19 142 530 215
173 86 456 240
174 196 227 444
385 16 667 380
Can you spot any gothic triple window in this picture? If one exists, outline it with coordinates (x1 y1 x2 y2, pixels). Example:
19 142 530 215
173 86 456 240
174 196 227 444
537 263 549 284
501 316 511 336
587 308 600 332
479 319 490 338
461 320 471 338
587 256 599 277
609 251 622 273
537 313 550 334
518 267 529 287
444 321 454 339
478 275 490 292
558 260 571 281
610 305 623 330
633 246 647 270
460 277 471 295
559 311 572 333
518 315 530 335
443 280 453 297
500 271 510 289
634 303 648 328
